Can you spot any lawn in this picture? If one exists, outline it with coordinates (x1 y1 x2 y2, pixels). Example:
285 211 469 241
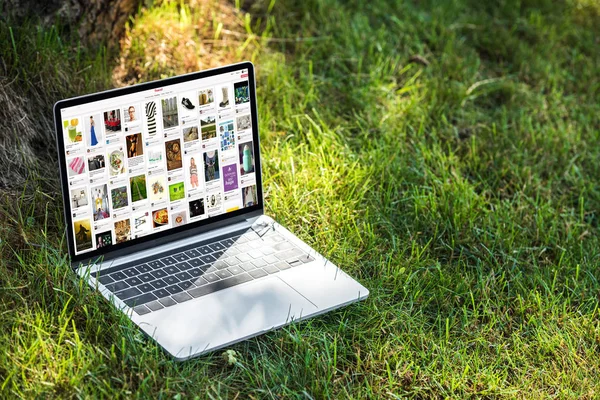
1 0 599 398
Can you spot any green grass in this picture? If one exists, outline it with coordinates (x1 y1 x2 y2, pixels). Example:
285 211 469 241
1 0 600 397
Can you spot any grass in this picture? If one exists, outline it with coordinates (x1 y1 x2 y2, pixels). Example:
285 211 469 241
1 0 600 397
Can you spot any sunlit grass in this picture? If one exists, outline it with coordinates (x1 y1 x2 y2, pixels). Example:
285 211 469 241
1 0 599 397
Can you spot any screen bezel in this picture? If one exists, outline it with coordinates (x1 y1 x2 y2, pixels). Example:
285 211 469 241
54 61 263 265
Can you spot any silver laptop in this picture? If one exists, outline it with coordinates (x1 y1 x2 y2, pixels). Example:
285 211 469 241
54 62 369 360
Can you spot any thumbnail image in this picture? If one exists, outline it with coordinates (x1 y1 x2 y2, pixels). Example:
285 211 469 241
103 109 121 133
70 187 88 209
148 175 166 202
133 211 149 231
95 231 112 249
169 181 185 202
189 198 205 218
67 156 85 176
84 114 102 147
87 154 105 172
238 141 255 175
218 85 231 108
201 122 217 140
91 184 110 221
222 163 238 192
234 81 250 105
129 174 147 203
161 96 179 129
206 192 222 211
200 115 216 126
111 185 129 209
172 210 187 227
63 117 83 143
124 105 138 123
242 185 258 207
183 126 199 142
165 139 182 171
236 114 251 131
147 147 163 167
73 218 93 252
203 150 220 182
126 132 144 158
198 88 214 106
144 100 158 137
219 120 235 152
108 149 125 176
188 156 200 189
152 208 169 228
114 219 131 244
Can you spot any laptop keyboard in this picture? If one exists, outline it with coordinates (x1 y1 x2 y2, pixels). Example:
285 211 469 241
95 228 315 315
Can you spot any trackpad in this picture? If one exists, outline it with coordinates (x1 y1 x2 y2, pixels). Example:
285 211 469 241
138 277 318 359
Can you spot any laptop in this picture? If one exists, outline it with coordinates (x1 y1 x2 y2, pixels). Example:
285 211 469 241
53 62 369 360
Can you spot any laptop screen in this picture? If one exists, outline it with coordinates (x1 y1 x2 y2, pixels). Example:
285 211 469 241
55 63 260 259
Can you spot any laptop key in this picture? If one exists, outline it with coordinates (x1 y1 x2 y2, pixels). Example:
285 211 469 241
191 277 208 287
200 254 216 264
221 238 235 247
163 265 179 275
98 275 114 285
150 279 167 289
106 281 129 293
175 271 193 281
172 292 193 303
115 287 142 300
165 284 184 295
125 276 143 286
110 271 127 281
263 255 279 264
133 305 151 315
212 250 225 259
263 264 279 274
151 269 168 279
248 250 263 259
136 264 152 273
251 259 267 268
249 269 268 279
161 256 177 266
225 257 240 266
188 268 202 278
138 283 154 293
275 261 292 270
173 253 189 262
159 297 177 307
163 276 180 285
123 267 138 277
300 255 316 263
184 249 202 258
153 288 170 298
240 262 257 272
213 260 228 270
209 242 225 252
288 259 302 267
215 270 233 279
125 293 157 307
188 273 253 298
178 280 195 290
203 273 219 283
198 247 212 255
236 253 252 262
224 247 240 256
227 266 243 276
148 260 164 269
146 301 164 311
139 273 154 282
189 258 204 267
176 261 192 271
